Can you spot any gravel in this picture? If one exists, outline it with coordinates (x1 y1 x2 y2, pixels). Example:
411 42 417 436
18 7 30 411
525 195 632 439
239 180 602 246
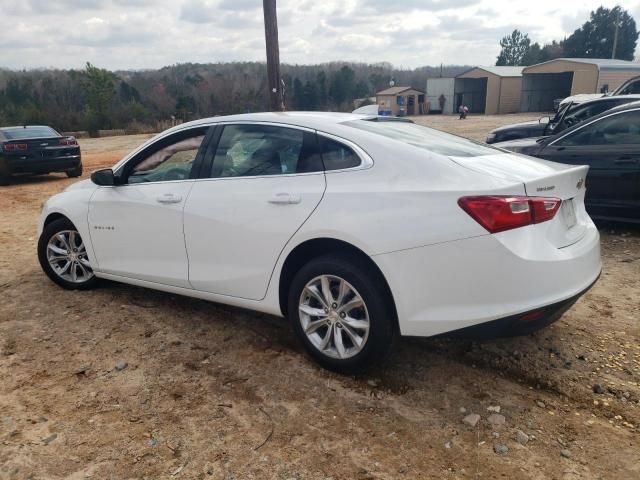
462 413 480 427
115 361 128 371
494 444 509 455
487 414 506 426
516 430 529 445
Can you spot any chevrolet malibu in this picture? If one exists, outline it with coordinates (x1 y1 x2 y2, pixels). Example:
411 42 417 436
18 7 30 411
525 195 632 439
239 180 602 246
37 112 601 372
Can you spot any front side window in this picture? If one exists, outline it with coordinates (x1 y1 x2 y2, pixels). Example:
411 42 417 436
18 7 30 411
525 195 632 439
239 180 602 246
210 124 322 177
127 131 205 184
556 110 640 146
560 102 615 130
619 80 640 95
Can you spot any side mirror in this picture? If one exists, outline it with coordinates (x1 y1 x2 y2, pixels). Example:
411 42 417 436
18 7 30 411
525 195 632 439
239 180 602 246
91 168 117 186
538 116 551 124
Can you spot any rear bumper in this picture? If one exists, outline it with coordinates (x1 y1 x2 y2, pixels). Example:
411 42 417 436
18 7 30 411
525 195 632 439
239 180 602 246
441 274 599 338
373 222 602 337
2 155 81 174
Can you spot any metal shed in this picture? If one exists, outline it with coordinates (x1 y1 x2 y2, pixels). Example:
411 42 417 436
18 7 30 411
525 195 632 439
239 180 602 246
376 86 426 116
454 66 523 114
425 78 456 114
520 58 640 112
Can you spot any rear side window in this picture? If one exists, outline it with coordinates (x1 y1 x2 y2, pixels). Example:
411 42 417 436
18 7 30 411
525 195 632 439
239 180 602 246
319 136 361 170
1 126 59 140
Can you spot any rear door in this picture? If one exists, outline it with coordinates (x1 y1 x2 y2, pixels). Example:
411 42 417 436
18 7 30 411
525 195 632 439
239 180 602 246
538 109 640 222
184 123 326 300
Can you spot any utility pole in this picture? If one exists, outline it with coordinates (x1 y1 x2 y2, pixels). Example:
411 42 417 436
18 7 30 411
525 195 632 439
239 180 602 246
611 7 620 59
262 0 284 111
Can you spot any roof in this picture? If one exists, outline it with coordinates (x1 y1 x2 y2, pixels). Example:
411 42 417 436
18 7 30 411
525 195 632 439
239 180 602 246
376 86 424 95
525 58 640 72
110 111 406 171
457 66 524 78
596 99 640 114
562 93 640 108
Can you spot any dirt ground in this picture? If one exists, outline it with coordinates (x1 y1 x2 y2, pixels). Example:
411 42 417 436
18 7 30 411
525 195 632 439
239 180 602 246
0 115 638 480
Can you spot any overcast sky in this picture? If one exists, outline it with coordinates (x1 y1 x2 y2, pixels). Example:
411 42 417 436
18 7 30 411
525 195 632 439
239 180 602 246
1 0 639 71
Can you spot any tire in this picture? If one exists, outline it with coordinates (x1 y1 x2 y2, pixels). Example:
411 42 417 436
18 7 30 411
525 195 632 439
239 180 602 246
38 217 99 290
288 254 396 374
0 175 9 186
66 164 83 178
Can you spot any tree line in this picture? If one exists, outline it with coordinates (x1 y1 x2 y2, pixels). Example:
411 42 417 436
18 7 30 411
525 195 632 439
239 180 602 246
496 5 638 66
0 62 466 135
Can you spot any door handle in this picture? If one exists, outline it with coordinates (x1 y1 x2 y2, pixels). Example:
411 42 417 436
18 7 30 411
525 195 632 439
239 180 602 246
268 192 302 205
156 193 183 204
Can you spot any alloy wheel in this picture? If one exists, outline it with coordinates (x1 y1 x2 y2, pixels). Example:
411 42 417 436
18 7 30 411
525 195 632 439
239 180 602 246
298 274 370 359
46 230 94 283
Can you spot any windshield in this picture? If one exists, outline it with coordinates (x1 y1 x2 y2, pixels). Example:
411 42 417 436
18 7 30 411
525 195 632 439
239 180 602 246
1 126 60 140
344 119 499 157
551 102 572 124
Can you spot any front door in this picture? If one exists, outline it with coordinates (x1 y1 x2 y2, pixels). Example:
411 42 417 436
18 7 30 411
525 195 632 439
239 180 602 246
88 126 212 287
540 109 640 221
184 123 326 300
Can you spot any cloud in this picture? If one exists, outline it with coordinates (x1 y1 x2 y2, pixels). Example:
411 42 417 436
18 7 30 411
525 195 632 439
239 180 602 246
0 0 639 70
218 0 261 10
359 0 480 14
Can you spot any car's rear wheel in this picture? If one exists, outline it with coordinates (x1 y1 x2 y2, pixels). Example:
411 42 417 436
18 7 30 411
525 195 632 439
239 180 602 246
66 164 83 178
0 175 9 186
38 218 99 290
288 254 396 373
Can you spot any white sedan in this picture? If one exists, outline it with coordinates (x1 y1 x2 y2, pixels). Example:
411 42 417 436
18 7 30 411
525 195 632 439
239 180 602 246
37 112 601 372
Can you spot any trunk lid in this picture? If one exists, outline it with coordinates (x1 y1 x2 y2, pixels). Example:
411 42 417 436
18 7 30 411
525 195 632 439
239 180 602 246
450 153 589 247
3 137 78 160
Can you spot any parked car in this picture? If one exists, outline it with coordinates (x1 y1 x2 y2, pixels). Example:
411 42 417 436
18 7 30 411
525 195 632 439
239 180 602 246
486 95 640 144
556 93 604 111
37 112 601 372
494 101 640 224
555 75 640 111
0 125 82 185
611 75 640 96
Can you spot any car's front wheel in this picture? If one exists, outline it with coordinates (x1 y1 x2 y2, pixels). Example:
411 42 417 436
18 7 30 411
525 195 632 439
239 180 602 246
288 254 396 373
38 218 99 290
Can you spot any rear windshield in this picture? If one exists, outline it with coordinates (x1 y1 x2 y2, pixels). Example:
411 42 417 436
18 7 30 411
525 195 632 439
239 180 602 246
343 120 498 157
1 126 59 140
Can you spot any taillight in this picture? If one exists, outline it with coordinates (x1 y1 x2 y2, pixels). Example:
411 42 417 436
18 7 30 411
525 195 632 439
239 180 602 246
458 196 561 233
3 143 28 151
530 197 561 223
59 137 77 146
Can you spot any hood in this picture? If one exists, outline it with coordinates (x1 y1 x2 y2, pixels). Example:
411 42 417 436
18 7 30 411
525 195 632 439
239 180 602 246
492 137 546 155
63 179 96 192
559 93 604 107
492 120 544 133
